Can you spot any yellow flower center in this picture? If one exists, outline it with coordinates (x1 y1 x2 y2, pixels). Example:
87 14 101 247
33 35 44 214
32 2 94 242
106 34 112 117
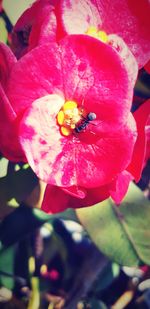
57 101 84 136
86 26 108 43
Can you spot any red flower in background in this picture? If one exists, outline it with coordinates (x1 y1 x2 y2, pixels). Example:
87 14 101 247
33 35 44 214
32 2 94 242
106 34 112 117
145 60 150 74
58 0 150 68
11 0 150 68
0 33 142 211
143 109 150 165
11 0 57 59
0 43 25 161
0 0 2 12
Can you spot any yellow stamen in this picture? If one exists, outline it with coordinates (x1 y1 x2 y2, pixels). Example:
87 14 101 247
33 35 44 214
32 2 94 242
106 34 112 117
86 26 97 37
97 30 108 43
61 126 72 136
57 100 84 136
63 101 77 110
57 110 64 125
86 26 108 43
57 101 89 136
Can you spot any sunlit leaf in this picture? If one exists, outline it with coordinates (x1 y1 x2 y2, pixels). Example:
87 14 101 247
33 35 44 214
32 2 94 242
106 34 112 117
52 208 78 222
76 182 150 266
0 17 8 43
0 157 9 178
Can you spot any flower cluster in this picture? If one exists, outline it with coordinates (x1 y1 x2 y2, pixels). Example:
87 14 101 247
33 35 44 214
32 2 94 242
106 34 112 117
0 0 150 213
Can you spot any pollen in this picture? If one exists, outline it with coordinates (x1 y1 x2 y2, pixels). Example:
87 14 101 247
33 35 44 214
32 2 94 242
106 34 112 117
63 100 77 110
97 31 108 43
57 100 83 136
57 110 64 125
86 26 108 43
61 126 72 136
86 26 98 37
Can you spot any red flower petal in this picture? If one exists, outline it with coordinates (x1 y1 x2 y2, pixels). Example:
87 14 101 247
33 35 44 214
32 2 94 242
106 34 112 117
60 0 150 67
58 0 100 38
42 183 110 214
19 95 137 188
144 60 150 74
41 185 70 214
42 171 135 213
0 86 25 161
7 43 64 115
62 186 86 199
145 124 150 164
7 35 135 124
11 0 57 58
109 171 133 205
57 35 136 125
0 44 25 160
127 99 150 181
29 7 56 50
108 35 138 87
0 43 17 88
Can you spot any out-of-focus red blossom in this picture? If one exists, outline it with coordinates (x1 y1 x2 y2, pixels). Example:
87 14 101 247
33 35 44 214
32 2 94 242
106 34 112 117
0 44 25 161
11 0 57 59
11 0 150 68
127 99 150 179
145 127 150 164
58 0 150 68
0 0 3 12
144 113 150 165
144 60 150 74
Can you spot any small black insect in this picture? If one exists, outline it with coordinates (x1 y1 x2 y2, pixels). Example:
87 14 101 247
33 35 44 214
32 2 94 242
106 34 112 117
75 112 96 133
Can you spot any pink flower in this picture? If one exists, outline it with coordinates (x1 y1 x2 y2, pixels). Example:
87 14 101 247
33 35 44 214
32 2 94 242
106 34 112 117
0 34 141 212
11 0 150 68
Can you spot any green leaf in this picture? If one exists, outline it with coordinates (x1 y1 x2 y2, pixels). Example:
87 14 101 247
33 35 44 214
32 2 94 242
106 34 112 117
51 208 78 222
0 17 8 44
76 182 150 266
0 246 16 290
